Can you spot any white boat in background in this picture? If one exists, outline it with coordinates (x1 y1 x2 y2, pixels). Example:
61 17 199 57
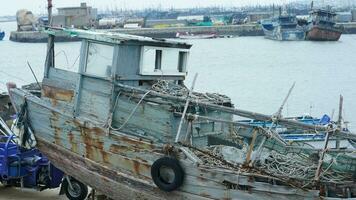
176 32 217 39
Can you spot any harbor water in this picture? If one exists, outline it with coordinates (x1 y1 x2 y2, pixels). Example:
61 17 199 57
1 21 356 130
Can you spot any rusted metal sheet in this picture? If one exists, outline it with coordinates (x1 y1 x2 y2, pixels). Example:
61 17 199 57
42 85 74 102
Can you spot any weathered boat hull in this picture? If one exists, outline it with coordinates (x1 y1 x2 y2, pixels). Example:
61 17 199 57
306 26 342 41
9 89 321 200
263 28 305 41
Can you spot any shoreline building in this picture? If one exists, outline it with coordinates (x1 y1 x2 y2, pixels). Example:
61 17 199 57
52 3 97 28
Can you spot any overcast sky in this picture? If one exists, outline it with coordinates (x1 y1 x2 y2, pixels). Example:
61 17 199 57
2 0 293 16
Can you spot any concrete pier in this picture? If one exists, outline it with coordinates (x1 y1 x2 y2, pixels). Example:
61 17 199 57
110 24 264 38
8 24 263 42
9 22 356 43
9 31 80 43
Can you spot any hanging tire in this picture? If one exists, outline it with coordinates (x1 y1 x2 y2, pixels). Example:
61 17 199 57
62 177 88 200
151 157 184 192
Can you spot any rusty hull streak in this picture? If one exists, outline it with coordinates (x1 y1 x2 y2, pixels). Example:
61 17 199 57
112 134 155 150
34 137 166 200
68 131 79 153
42 85 74 102
79 126 107 162
49 111 63 146
49 116 164 190
109 144 131 154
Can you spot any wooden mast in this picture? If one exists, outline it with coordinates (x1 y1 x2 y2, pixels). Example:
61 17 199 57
48 0 53 26
44 0 54 78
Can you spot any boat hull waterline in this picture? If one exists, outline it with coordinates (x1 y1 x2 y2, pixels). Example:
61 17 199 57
306 26 342 41
263 28 305 41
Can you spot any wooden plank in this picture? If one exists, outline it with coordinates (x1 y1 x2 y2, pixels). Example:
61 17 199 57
48 67 79 85
244 128 258 166
43 77 76 90
112 96 173 142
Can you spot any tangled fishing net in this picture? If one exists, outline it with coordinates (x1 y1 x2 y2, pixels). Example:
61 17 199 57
255 149 354 185
151 80 231 104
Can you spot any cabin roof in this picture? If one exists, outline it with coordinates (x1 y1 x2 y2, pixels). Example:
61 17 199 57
310 9 337 16
45 28 192 49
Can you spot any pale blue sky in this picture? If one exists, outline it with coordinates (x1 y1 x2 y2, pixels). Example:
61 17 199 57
3 0 293 15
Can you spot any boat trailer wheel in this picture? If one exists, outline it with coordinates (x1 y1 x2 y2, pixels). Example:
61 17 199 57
151 157 184 192
62 177 88 200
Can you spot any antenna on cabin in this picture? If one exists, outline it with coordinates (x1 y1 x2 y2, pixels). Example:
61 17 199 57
311 1 314 9
27 62 42 90
279 7 282 16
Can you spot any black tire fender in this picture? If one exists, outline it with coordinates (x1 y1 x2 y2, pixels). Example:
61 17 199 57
151 157 185 192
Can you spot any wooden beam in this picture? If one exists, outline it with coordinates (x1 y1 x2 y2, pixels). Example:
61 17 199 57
244 129 258 167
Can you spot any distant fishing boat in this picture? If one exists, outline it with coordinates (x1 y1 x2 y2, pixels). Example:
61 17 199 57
305 8 343 41
261 10 305 41
0 31 5 40
176 32 217 39
238 114 355 149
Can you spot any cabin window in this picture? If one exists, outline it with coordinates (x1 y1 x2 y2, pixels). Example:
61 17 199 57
85 42 114 77
54 42 81 72
140 46 188 76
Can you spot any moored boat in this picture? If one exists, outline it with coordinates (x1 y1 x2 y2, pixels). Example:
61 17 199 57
6 28 356 199
239 114 355 149
0 31 5 41
305 8 343 41
176 32 217 39
261 11 305 41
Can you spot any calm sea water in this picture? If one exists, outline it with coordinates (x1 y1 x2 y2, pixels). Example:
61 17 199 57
1 21 356 130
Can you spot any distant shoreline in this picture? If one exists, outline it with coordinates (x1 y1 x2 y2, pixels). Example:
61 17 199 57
7 22 356 43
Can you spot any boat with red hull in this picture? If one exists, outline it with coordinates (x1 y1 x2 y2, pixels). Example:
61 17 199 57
306 9 343 41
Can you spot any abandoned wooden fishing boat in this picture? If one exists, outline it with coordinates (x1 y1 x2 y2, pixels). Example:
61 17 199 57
7 28 356 199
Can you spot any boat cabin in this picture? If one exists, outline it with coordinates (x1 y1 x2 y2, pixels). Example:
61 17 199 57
41 28 232 146
276 15 298 29
308 9 337 26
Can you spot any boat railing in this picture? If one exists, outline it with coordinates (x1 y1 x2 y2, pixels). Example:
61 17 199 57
114 82 354 140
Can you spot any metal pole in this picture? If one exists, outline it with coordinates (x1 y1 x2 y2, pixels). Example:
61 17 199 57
44 0 55 78
314 129 331 181
175 73 198 143
336 95 343 149
48 0 53 26
276 82 295 118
